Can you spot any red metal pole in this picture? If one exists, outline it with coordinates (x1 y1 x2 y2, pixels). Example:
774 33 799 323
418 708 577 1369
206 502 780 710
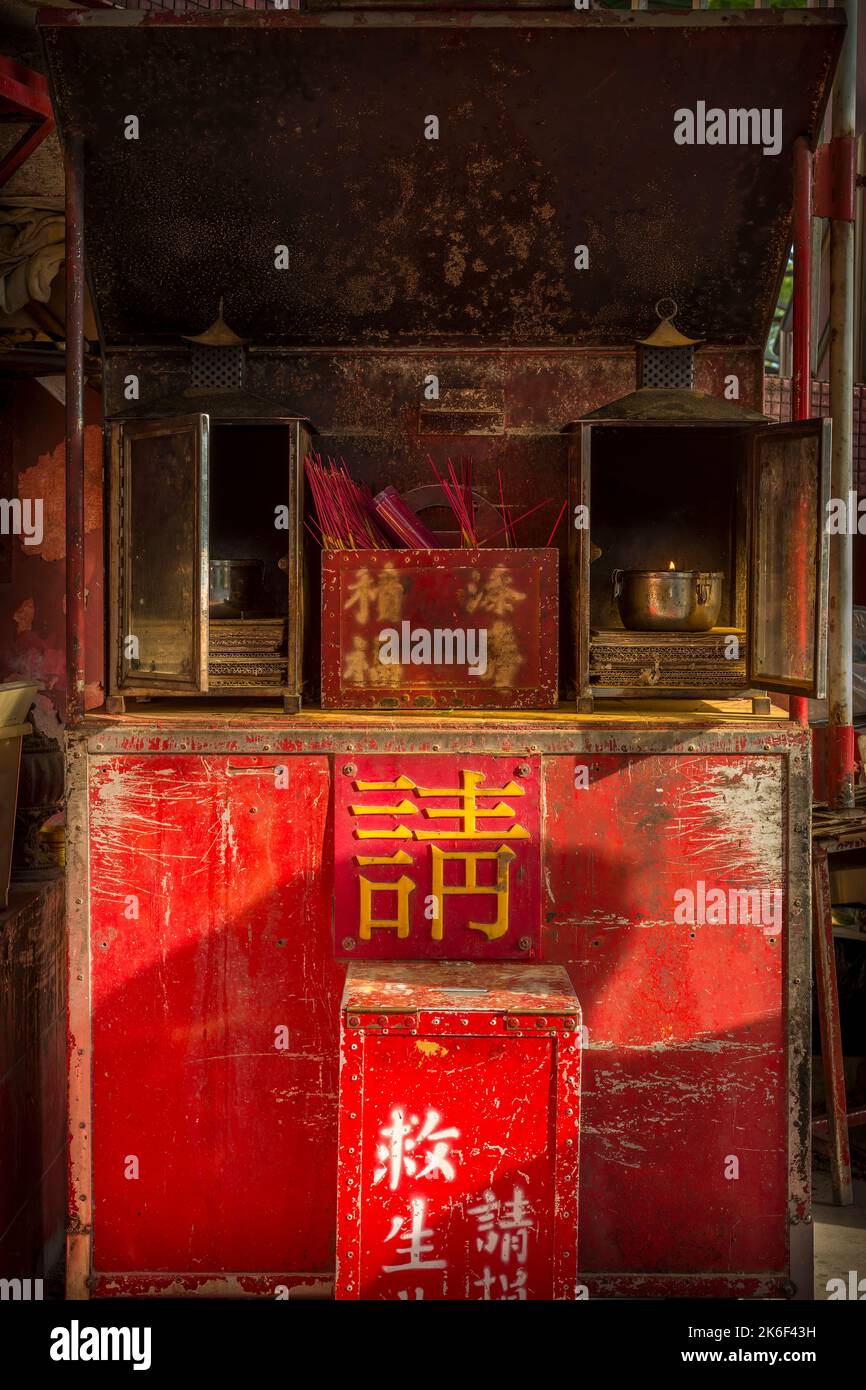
789 136 811 728
65 131 86 724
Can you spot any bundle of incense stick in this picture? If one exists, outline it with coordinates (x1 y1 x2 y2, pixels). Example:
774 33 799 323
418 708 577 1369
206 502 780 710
429 455 558 549
304 455 389 550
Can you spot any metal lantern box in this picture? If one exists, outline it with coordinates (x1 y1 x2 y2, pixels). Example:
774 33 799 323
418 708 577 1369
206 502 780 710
107 408 312 713
321 548 559 710
335 962 580 1301
567 415 831 711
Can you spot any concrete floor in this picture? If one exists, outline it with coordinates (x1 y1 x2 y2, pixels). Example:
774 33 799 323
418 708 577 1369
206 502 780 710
813 1168 866 1299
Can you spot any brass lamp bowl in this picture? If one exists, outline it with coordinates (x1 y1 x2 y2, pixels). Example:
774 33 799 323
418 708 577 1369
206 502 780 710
613 569 723 632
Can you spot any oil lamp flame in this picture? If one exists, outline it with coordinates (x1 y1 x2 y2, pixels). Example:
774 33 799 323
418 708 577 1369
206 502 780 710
668 561 676 571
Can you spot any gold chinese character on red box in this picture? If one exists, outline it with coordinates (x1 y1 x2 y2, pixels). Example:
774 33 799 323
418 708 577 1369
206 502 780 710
335 756 541 959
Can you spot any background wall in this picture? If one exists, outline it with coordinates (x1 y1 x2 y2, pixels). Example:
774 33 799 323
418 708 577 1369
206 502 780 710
0 375 103 735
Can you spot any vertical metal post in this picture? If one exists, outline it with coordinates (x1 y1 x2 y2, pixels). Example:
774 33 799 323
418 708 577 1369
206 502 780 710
813 844 853 1204
827 0 858 808
790 137 813 727
65 131 86 725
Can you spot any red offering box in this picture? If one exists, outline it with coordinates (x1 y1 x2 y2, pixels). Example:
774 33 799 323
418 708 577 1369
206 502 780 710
335 961 581 1301
321 547 559 709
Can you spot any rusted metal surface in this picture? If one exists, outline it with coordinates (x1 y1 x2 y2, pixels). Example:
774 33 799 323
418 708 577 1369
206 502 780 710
321 548 558 710
39 11 842 348
811 843 853 1206
335 961 580 1299
102 348 767 426
334 753 541 960
64 130 86 724
65 719 811 1297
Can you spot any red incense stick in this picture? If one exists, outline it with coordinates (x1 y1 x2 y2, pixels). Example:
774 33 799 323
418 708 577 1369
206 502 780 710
546 498 568 547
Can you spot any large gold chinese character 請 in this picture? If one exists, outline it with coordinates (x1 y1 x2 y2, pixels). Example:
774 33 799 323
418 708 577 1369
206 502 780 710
349 766 532 945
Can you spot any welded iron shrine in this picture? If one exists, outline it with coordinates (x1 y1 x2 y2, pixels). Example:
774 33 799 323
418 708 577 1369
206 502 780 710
40 5 847 1301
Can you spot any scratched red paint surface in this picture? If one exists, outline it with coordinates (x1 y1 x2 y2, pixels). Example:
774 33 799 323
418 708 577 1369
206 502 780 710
83 746 789 1289
88 753 342 1273
334 754 541 960
336 962 580 1300
542 753 787 1275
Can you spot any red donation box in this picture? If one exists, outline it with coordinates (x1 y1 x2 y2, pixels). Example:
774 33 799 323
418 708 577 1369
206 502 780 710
335 962 581 1301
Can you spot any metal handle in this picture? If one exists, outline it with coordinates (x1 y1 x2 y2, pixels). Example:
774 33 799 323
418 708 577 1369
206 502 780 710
695 575 711 605
612 568 624 600
225 764 286 778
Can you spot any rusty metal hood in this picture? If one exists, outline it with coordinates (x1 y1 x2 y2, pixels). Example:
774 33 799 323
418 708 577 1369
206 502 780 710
40 9 844 349
582 386 768 423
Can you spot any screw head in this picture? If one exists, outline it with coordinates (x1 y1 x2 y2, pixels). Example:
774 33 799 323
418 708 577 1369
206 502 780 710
342 937 356 951
348 1014 360 1028
342 763 357 777
516 763 531 778
518 935 532 952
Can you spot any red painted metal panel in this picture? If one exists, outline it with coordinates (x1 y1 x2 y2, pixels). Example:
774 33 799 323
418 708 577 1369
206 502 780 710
321 548 558 710
75 734 802 1296
87 752 342 1273
335 962 580 1301
335 754 541 960
542 752 788 1276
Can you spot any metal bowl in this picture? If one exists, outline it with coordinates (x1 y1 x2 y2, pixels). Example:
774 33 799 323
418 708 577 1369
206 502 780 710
613 569 724 632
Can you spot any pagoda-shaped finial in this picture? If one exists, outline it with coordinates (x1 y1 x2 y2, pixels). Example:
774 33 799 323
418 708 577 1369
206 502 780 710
636 299 702 389
182 297 248 348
